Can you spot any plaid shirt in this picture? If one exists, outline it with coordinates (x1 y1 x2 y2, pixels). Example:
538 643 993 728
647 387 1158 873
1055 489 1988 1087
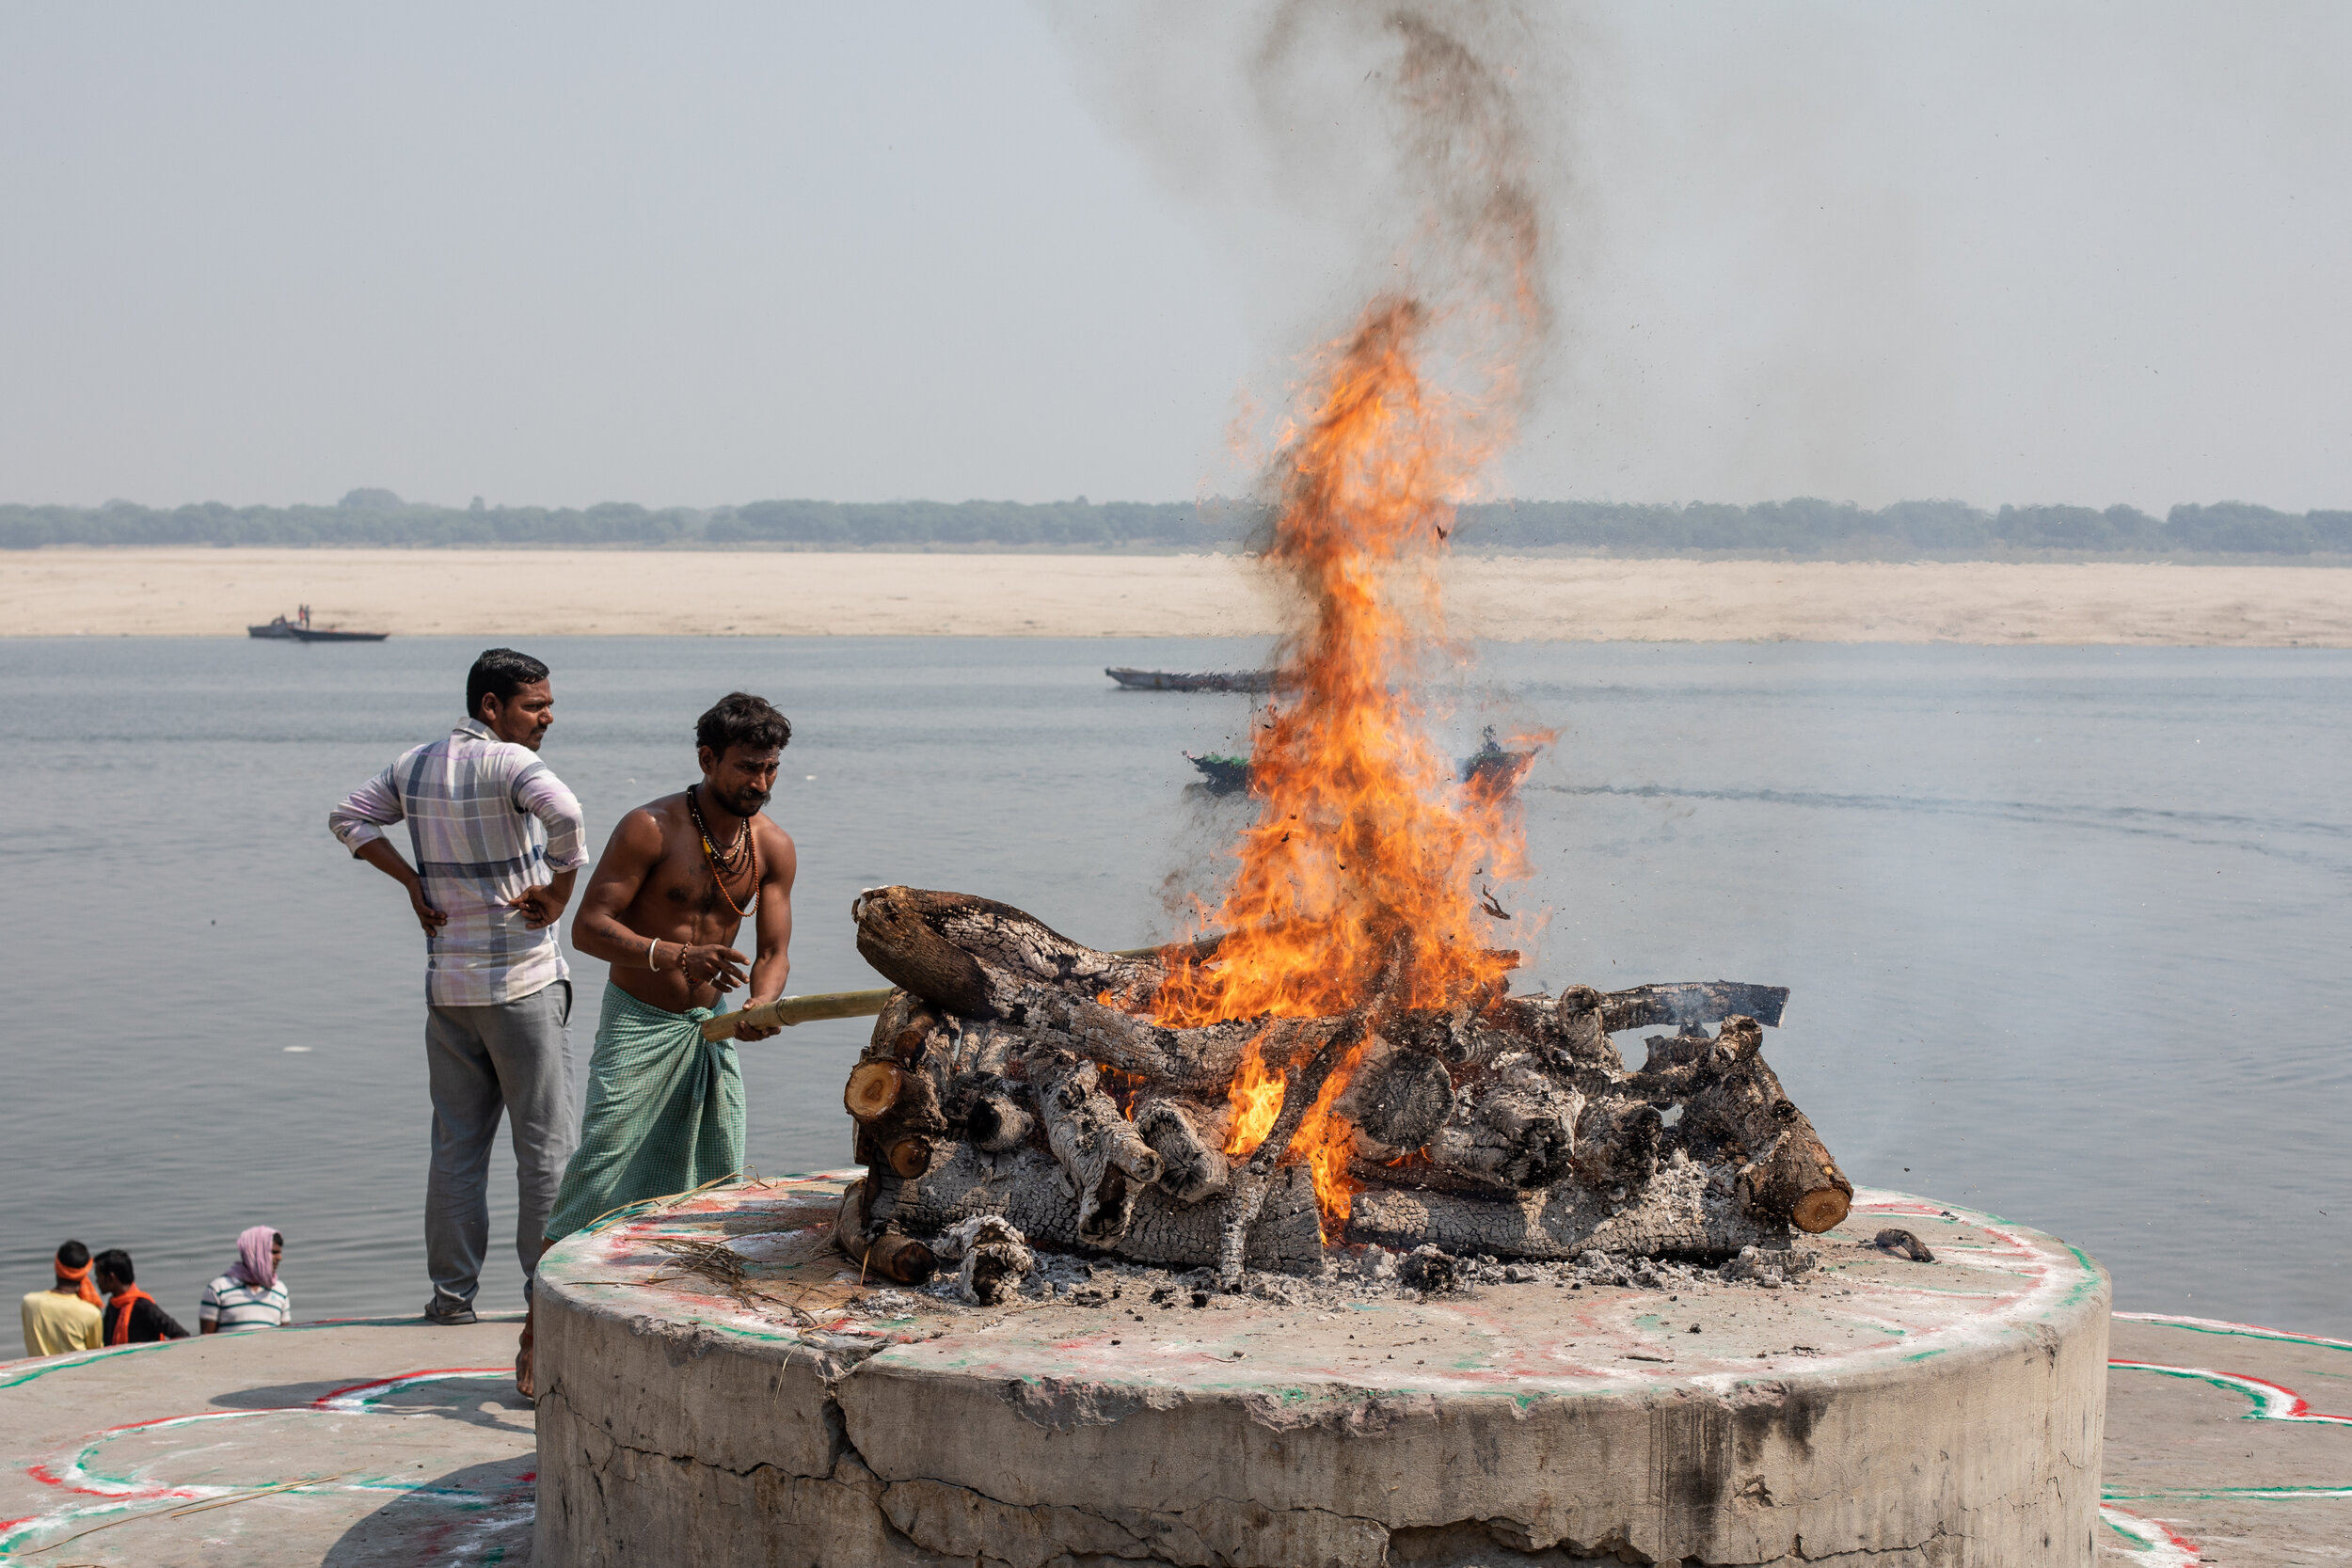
330 719 587 1006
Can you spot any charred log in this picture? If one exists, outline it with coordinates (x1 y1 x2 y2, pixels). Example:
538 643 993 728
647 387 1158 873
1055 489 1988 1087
833 1179 938 1285
851 1122 936 1180
1425 1061 1580 1192
947 1073 1036 1154
1572 1094 1664 1191
876 1143 1326 1274
852 885 1168 1019
1677 1017 1852 1234
934 1215 1036 1306
1348 1156 1787 1263
1134 1095 1230 1204
1032 1051 1163 1247
1331 1042 1454 1160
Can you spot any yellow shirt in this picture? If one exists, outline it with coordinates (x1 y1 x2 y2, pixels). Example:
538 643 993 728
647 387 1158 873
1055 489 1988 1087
21 1290 103 1357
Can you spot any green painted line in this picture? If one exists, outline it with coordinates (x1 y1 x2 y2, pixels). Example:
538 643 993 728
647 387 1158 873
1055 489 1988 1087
2117 1315 2352 1355
2106 1484 2352 1501
0 1313 519 1390
1902 1349 1947 1362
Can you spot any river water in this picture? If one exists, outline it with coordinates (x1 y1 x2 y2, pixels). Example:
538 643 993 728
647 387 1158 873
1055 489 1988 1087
2 636 2345 1335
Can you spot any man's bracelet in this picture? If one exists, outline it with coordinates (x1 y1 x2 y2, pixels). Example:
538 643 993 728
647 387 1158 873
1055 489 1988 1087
646 936 660 971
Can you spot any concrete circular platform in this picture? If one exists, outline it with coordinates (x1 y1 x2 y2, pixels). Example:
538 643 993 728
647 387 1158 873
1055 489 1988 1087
532 1175 2108 1567
0 1315 536 1565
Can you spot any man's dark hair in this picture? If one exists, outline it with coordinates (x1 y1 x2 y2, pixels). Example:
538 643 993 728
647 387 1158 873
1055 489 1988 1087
696 693 791 759
93 1248 134 1285
467 648 550 720
56 1241 88 1271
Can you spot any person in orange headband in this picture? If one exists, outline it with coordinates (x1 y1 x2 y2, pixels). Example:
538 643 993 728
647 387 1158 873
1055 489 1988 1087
20 1241 103 1358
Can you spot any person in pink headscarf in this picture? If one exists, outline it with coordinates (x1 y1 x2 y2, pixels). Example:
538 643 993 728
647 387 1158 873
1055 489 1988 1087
199 1227 290 1334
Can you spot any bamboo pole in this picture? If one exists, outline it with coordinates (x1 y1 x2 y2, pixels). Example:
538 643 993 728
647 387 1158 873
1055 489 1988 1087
698 937 1222 1041
699 987 897 1037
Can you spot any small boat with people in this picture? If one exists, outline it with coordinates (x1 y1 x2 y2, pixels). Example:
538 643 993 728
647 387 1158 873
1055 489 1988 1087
1106 667 1274 694
1185 728 1534 798
1182 752 1254 795
1459 726 1536 797
247 605 389 642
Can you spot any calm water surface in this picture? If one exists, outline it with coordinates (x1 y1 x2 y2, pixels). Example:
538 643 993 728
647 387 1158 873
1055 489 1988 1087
2 637 2345 1334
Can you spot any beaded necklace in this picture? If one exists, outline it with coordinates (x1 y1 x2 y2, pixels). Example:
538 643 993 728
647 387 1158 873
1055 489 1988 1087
687 785 759 917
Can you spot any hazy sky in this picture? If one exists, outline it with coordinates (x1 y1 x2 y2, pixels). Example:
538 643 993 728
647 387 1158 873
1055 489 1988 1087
4 3 2346 512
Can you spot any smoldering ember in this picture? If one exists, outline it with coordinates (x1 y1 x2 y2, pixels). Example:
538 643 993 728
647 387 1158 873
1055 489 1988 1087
833 885 1851 1295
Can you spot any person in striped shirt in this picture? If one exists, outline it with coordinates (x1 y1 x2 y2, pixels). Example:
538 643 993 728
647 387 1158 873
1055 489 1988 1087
199 1227 291 1333
329 648 587 1343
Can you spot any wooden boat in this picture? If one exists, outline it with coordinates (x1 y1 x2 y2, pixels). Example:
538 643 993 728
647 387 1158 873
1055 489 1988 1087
1186 729 1534 799
1183 752 1253 795
247 606 389 642
1107 667 1273 694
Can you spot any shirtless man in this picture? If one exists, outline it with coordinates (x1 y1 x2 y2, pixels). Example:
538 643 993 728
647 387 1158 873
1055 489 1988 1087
525 692 797 1396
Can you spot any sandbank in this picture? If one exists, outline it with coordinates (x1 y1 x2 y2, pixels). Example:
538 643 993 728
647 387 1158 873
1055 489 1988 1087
4 547 2350 644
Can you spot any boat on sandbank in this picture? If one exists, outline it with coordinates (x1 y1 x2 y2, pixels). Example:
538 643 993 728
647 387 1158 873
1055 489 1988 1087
248 606 389 642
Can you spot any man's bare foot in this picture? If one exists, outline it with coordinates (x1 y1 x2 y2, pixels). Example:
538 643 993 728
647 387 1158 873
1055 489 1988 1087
518 1241 551 1402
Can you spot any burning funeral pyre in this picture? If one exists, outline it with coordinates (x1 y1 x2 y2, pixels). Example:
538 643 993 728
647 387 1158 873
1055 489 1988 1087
834 886 1847 1291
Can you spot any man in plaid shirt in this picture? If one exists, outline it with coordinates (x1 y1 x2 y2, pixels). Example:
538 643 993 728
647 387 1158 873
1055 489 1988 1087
330 648 587 1334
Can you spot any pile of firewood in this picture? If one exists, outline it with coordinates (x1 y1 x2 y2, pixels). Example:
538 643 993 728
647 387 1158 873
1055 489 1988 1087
832 887 1850 1289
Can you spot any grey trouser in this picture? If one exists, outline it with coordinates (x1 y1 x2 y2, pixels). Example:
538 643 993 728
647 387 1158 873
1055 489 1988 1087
423 978 576 1307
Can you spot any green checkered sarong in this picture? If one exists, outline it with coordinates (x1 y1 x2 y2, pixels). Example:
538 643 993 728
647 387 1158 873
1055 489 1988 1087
543 982 745 1241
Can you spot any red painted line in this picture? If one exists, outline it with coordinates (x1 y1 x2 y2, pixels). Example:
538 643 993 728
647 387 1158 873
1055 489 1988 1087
311 1367 508 1407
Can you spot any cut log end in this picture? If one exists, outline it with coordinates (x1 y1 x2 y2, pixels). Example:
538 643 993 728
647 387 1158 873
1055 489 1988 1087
845 1060 908 1121
883 1134 934 1180
866 1231 937 1284
1791 1186 1851 1234
832 1183 939 1284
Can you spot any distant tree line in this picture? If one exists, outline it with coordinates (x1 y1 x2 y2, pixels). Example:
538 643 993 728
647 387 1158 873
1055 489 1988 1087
1454 499 2352 556
5 488 2348 558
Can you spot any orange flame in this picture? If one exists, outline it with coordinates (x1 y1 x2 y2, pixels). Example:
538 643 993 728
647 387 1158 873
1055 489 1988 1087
1294 1036 1373 1232
1222 1035 1284 1157
1153 297 1532 1229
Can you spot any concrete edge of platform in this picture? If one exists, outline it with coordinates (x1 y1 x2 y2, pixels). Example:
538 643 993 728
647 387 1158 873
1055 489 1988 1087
532 1183 2114 1567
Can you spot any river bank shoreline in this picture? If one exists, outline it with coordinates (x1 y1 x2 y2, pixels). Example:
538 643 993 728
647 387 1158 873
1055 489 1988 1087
8 547 2352 643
